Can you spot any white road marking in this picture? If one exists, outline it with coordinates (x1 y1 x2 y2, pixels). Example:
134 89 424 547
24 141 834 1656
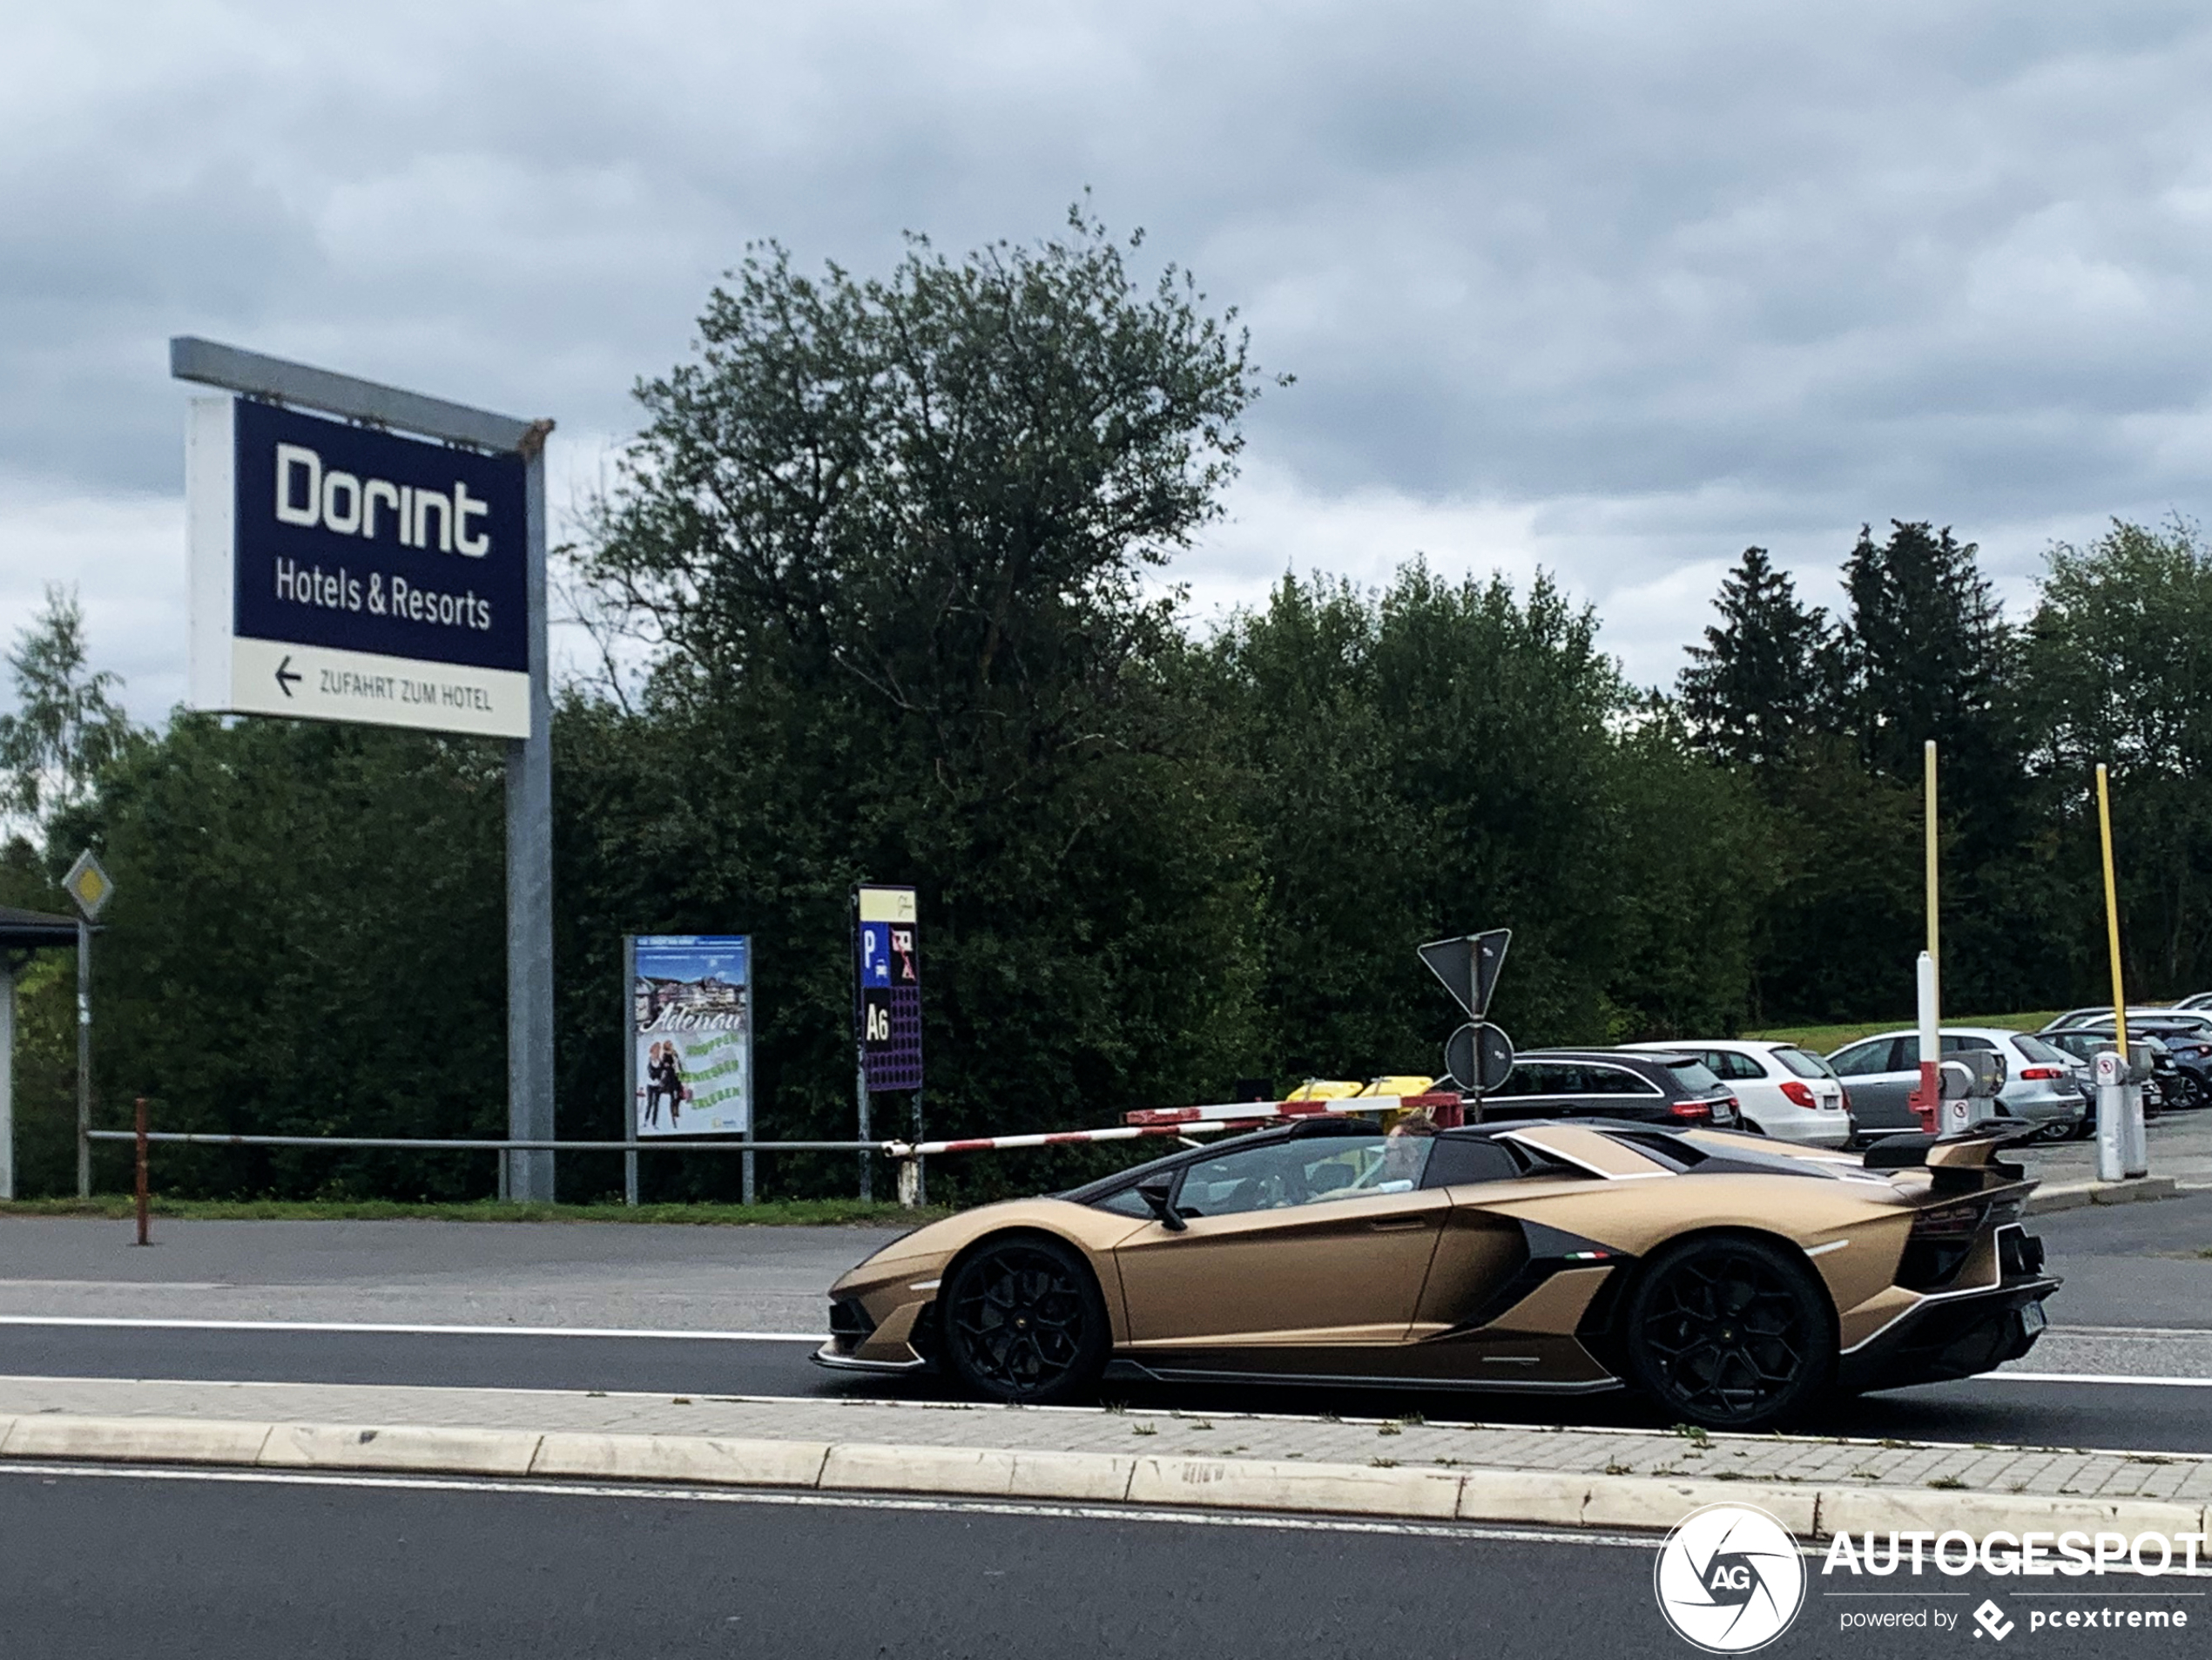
1988 1372 2212 1388
0 1315 819 1342
0 1460 1660 1547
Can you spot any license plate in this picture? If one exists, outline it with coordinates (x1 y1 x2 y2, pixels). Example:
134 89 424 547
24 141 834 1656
2020 1302 2048 1337
1714 1103 1735 1124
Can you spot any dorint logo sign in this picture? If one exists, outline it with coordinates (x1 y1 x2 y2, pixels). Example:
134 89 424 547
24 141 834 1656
186 395 531 739
1653 1503 1806 1653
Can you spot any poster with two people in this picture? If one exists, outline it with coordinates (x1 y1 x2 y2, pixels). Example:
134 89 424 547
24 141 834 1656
627 935 752 1137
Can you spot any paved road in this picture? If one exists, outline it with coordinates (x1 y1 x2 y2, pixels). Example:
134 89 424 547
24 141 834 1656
11 1176 2208 1330
0 1216 907 1332
2 1181 2205 1451
1 1322 2207 1454
1 1463 2194 1660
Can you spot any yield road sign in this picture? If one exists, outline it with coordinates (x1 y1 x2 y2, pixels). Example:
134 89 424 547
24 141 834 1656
1444 1022 1514 1092
1419 928 1511 1018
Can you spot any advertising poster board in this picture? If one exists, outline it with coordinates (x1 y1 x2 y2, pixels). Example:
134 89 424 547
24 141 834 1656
626 935 752 1138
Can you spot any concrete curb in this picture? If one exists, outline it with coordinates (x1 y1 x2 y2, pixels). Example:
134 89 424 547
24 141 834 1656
2026 1176 2179 1214
5 1412 2211 1542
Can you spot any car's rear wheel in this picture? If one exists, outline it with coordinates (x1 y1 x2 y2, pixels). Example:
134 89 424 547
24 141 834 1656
1621 1234 1835 1432
941 1234 1109 1405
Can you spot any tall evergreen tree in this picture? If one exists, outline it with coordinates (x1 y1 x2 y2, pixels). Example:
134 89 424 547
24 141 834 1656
1677 547 1833 779
1835 521 2057 1014
1838 521 2015 789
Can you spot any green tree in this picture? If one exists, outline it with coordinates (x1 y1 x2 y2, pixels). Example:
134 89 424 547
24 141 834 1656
0 584 140 845
1833 521 2058 1016
2025 518 2212 995
1677 547 1835 779
1838 522 2017 793
1212 564 1772 1072
64 717 509 1200
567 211 1269 1198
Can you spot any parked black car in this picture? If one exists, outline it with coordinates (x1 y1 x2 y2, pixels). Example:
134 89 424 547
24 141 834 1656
2047 1019 2209 1110
1476 1049 1742 1128
2038 1029 2168 1117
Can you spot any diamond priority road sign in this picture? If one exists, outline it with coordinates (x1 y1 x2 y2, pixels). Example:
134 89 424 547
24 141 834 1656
185 393 531 738
62 849 114 921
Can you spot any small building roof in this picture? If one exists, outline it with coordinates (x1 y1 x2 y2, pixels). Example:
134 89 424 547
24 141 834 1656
0 905 81 952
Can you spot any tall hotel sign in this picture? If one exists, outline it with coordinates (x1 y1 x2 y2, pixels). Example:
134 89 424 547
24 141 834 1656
172 336 558 1202
185 374 533 738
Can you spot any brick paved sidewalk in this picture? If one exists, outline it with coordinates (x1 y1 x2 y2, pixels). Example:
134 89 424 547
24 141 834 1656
1 1373 2204 1508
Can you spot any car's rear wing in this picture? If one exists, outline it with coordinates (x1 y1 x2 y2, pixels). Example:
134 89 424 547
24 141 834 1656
1863 1123 2040 1191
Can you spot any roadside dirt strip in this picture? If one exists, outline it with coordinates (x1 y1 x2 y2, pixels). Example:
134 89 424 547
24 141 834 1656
0 1374 2207 1540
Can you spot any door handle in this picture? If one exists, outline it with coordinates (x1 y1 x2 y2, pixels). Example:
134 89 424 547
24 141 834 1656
1366 1218 1431 1232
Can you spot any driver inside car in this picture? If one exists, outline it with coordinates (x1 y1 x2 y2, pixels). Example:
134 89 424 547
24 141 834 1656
1350 1114 1437 1194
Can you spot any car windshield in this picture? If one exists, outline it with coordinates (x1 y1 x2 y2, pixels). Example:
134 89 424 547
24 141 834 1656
1774 1046 1835 1080
1662 1059 1722 1093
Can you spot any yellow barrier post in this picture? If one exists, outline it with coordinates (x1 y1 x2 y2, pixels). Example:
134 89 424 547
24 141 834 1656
2097 763 2126 1049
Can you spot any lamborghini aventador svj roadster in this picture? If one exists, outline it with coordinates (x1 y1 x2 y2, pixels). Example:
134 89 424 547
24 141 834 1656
815 1116 2057 1430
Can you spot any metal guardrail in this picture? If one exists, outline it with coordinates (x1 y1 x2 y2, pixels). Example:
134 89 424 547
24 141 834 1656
86 1100 1246 1226
85 1132 884 1153
84 1120 921 1224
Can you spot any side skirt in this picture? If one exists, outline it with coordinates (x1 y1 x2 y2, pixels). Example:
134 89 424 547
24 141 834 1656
1102 1358 1624 1395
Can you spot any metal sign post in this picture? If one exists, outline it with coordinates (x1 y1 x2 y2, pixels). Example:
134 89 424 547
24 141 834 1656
172 338 558 1201
63 850 113 1197
1420 928 1514 1117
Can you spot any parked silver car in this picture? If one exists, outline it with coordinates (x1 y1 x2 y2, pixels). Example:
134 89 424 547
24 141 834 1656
1825 1026 2088 1140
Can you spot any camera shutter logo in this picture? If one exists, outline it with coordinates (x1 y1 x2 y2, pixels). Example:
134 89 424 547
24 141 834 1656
1653 1503 1805 1653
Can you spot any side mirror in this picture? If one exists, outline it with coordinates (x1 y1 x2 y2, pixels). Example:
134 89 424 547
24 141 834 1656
1136 1173 1185 1232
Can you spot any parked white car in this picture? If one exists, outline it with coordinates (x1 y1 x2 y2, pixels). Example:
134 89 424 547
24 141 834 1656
1619 1040 1852 1146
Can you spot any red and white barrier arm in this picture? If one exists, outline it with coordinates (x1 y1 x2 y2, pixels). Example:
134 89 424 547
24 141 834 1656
883 1092 1467 1157
884 1122 1249 1157
1123 1092 1461 1127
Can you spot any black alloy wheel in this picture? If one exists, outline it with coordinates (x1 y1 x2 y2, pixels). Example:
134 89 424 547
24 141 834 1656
1622 1235 1836 1432
941 1235 1109 1405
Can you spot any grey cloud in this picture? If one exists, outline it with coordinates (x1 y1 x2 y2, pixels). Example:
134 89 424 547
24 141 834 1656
6 0 2212 701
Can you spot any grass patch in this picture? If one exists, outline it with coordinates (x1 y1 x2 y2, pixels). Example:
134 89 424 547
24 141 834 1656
0 1195 949 1227
1745 1012 2062 1055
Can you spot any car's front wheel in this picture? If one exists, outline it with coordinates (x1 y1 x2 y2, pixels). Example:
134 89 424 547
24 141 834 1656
941 1234 1109 1405
1621 1234 1836 1432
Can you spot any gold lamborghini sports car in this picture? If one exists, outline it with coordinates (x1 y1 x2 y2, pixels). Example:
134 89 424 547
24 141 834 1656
816 1116 2059 1430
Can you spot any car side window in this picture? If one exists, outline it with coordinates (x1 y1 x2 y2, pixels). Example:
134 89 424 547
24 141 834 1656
1091 1186 1156 1218
1714 1050 1764 1082
1421 1137 1523 1187
1488 1062 1562 1098
1174 1136 1430 1217
1581 1063 1661 1096
1941 1035 1996 1053
1829 1040 1894 1076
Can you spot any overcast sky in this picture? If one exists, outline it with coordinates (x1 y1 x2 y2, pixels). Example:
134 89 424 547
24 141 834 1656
6 0 2211 719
